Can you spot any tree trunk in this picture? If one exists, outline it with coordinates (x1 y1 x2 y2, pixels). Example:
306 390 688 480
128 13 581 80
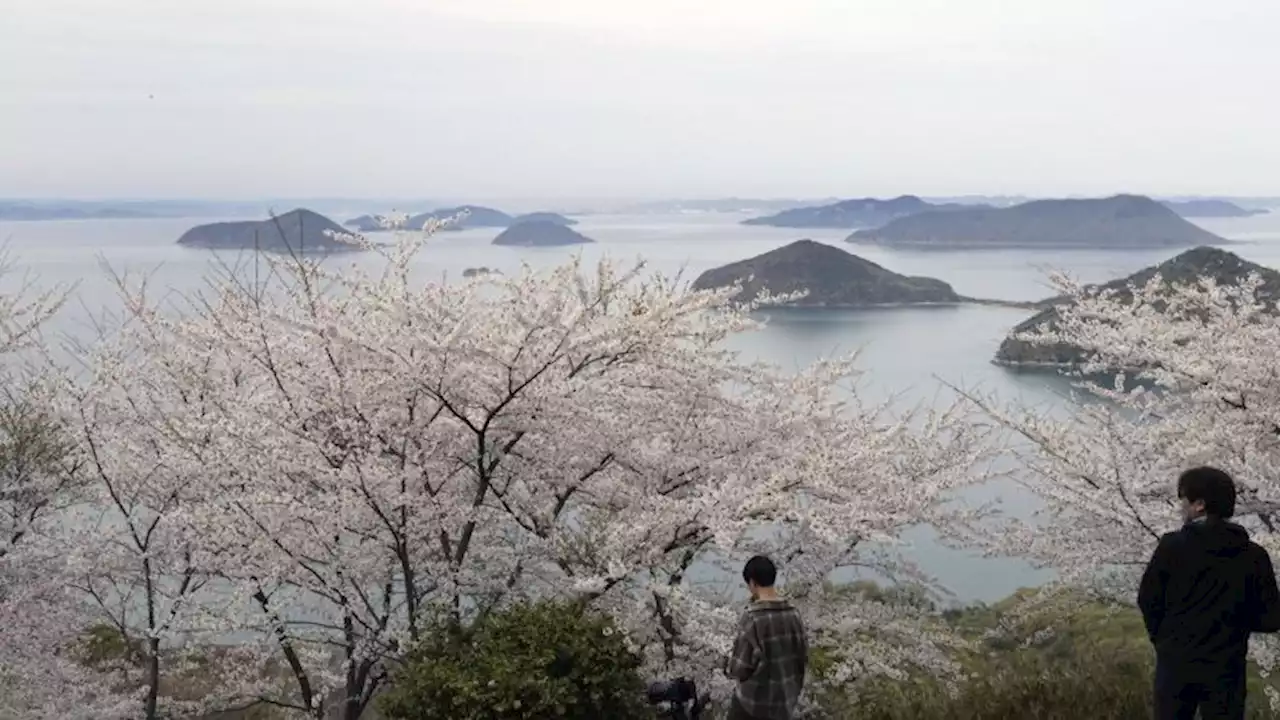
144 637 160 720
143 558 160 720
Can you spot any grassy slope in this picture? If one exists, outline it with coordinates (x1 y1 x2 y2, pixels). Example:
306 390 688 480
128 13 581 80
813 586 1280 719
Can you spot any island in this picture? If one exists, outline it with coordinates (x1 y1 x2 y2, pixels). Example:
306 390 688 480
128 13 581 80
462 267 502 278
342 207 576 233
691 239 961 307
995 246 1280 368
491 221 595 247
177 209 359 253
620 198 832 214
0 204 155 221
511 212 577 226
849 195 1227 249
0 199 269 221
1160 200 1269 218
344 214 384 232
408 205 514 230
742 195 976 229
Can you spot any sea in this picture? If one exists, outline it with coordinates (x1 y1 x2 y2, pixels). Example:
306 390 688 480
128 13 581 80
5 210 1280 604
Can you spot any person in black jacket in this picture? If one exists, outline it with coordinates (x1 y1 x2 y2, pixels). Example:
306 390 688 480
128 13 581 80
1138 466 1280 720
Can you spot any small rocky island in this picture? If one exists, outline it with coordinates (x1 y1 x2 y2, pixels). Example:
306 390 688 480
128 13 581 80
492 221 595 247
995 246 1280 368
691 239 961 307
1161 199 1268 218
742 195 975 229
177 209 358 253
462 267 502 278
850 195 1226 249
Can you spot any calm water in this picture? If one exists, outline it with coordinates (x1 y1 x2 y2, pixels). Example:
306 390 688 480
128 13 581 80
5 211 1280 603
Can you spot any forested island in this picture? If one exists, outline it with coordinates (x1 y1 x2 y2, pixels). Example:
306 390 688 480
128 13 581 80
491 221 595 246
175 209 358 253
995 246 1280 367
742 195 977 229
849 195 1226 249
692 239 961 306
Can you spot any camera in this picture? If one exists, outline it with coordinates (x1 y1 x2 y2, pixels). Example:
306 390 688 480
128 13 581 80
646 677 709 719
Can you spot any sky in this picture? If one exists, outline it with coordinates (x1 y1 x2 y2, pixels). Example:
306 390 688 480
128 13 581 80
3 0 1279 201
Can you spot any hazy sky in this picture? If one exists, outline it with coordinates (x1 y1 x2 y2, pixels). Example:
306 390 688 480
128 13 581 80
4 0 1279 200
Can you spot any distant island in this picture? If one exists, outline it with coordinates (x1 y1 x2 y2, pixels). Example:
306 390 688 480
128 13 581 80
691 239 962 307
492 221 595 247
1160 199 1268 218
177 209 359 253
849 195 1227 250
0 199 442 222
617 198 833 215
343 206 512 232
995 246 1280 368
923 195 1031 208
411 205 513 229
511 212 577 226
462 267 502 278
343 214 387 232
0 204 156 221
344 207 576 232
742 196 980 229
0 199 267 221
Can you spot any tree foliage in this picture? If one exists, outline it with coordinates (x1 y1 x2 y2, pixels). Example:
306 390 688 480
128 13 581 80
379 600 648 720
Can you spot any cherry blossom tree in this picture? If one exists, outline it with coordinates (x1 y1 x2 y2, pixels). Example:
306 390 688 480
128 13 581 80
57 332 243 720
0 254 148 719
0 387 135 720
40 222 990 717
959 270 1280 696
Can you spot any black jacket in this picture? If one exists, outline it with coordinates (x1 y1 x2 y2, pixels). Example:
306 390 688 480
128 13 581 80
1138 519 1280 673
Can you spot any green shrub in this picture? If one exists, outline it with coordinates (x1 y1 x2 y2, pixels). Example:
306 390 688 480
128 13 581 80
935 648 1154 720
76 623 145 668
811 588 1280 719
378 600 649 720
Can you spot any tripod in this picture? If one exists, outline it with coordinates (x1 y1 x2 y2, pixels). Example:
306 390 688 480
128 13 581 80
646 677 710 719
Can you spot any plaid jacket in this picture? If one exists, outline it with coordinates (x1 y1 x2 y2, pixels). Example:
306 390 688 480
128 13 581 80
726 599 808 719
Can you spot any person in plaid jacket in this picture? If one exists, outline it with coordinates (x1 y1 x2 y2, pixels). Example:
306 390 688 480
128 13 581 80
726 556 808 720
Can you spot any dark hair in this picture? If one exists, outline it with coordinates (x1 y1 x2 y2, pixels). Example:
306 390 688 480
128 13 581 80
742 555 777 587
1178 466 1237 519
